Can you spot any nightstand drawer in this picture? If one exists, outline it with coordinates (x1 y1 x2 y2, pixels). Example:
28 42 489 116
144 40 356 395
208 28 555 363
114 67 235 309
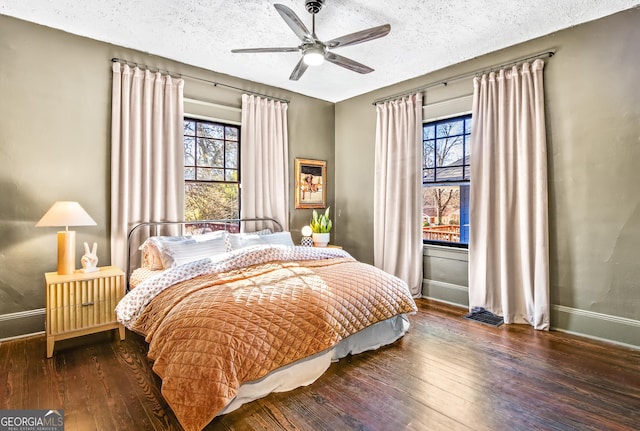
45 266 125 357
47 276 121 334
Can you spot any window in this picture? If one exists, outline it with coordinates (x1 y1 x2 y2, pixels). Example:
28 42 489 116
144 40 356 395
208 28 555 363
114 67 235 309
422 114 471 247
183 118 240 222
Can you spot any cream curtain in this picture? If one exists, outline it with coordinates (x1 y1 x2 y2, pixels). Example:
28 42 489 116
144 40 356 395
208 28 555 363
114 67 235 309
374 93 423 296
240 94 289 230
110 63 185 270
469 59 550 330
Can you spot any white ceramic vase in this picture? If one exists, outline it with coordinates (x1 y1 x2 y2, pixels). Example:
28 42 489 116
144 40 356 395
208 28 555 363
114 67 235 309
312 232 330 247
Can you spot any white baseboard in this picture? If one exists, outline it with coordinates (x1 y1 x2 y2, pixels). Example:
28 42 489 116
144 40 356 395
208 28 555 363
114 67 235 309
0 331 45 343
551 304 640 349
0 308 45 341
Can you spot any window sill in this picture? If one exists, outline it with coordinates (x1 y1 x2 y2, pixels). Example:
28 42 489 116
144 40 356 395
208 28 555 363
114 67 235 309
423 240 467 249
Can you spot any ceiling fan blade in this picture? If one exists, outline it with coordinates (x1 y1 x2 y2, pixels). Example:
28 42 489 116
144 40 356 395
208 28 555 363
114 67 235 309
231 47 299 53
289 58 309 81
325 24 391 49
274 4 312 42
324 52 374 74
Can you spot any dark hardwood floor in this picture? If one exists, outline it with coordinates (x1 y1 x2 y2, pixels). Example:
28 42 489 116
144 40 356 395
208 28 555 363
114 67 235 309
1 298 639 431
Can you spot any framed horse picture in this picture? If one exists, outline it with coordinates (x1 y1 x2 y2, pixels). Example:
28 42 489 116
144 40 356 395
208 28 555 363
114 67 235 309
294 158 326 209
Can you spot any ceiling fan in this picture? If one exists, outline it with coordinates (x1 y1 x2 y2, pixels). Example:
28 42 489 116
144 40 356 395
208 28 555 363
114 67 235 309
231 0 391 81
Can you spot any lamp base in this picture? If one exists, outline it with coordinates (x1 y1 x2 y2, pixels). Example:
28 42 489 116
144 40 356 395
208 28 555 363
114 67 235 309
57 231 76 275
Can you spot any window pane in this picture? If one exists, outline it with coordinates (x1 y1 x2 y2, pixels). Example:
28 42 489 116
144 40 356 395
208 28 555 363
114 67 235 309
185 182 239 221
225 141 238 169
464 118 472 134
465 135 471 157
185 167 195 180
423 185 464 244
225 169 238 182
197 138 224 167
436 166 463 182
423 140 435 168
423 168 435 182
196 168 210 180
184 137 195 165
225 126 239 141
439 136 464 167
423 186 460 225
183 120 195 136
198 122 224 139
197 138 213 167
212 140 225 166
436 119 463 138
423 124 435 140
197 167 224 181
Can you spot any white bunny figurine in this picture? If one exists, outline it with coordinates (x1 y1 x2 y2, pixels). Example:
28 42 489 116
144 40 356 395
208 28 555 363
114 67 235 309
81 242 99 273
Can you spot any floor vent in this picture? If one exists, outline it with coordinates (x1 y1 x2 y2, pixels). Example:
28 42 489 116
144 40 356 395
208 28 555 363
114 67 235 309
464 307 504 327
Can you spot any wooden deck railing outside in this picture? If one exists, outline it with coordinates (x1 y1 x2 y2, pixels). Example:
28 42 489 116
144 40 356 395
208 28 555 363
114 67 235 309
423 225 460 242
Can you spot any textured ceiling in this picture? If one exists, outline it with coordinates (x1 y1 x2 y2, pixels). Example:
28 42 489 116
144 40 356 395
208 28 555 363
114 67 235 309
1 0 638 102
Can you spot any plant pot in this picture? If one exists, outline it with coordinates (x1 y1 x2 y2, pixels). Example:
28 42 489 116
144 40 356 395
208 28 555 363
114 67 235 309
312 232 330 247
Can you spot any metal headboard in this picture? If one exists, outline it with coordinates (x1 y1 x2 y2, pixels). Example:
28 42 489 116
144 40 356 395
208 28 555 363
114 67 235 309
126 217 283 290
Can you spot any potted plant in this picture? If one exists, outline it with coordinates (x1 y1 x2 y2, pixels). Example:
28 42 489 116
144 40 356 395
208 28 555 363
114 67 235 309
310 207 332 247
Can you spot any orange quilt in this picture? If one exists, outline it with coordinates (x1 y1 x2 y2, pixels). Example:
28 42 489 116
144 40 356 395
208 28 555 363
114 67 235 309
130 256 417 431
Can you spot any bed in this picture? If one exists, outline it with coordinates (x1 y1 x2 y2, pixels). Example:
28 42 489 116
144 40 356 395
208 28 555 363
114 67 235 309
116 218 418 431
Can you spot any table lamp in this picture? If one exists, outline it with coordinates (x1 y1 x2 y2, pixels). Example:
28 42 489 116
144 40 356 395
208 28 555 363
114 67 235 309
301 225 314 247
36 201 97 275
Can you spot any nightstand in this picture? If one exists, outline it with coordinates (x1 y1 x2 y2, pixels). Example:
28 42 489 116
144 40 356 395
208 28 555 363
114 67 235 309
45 266 125 358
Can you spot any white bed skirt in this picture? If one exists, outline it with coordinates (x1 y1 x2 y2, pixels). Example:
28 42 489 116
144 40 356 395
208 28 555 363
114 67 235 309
220 313 410 415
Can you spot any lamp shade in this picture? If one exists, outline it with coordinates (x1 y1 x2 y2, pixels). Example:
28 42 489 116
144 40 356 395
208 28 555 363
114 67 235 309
36 201 97 230
36 202 97 275
301 225 313 237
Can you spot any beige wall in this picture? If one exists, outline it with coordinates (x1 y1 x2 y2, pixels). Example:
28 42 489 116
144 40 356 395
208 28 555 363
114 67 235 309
0 15 334 337
336 9 640 346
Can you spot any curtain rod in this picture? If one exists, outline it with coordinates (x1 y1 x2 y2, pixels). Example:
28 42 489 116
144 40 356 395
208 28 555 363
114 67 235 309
110 58 290 104
372 49 556 106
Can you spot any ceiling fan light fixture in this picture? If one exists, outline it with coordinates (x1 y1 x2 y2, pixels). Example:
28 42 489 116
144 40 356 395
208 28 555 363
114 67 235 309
303 47 325 66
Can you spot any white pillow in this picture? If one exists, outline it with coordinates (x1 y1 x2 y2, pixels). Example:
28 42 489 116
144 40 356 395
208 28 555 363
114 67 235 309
227 231 294 251
261 232 295 246
139 231 227 269
192 230 227 242
249 228 272 235
139 235 192 270
159 236 229 268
